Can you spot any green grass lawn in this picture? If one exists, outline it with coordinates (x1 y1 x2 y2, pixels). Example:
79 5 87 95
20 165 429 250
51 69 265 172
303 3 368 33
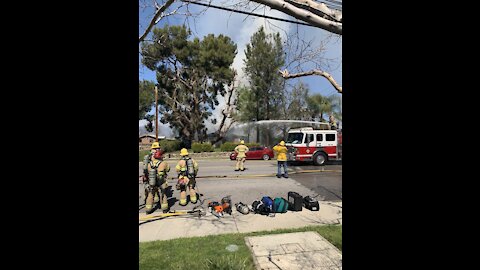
139 225 341 270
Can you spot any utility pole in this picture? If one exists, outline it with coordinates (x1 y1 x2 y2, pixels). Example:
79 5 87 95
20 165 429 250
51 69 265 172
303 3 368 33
155 85 159 142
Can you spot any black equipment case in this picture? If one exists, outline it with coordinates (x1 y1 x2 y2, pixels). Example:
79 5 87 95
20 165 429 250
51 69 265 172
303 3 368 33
287 191 303 211
303 196 320 211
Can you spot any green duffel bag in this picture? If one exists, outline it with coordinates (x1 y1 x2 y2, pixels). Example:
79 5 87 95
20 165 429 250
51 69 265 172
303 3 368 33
273 197 288 213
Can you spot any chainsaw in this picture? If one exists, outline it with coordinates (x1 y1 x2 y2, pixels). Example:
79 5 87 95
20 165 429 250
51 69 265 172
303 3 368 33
208 196 232 218
208 201 224 218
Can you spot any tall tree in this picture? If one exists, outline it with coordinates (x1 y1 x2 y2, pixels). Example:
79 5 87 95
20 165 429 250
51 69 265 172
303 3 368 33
307 93 332 122
139 80 156 132
141 25 237 142
244 26 285 121
286 81 310 120
242 26 286 144
327 94 342 122
235 86 257 122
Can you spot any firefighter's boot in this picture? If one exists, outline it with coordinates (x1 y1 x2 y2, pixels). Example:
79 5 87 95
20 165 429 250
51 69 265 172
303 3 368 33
145 190 155 214
235 159 241 171
179 190 188 206
240 158 245 171
189 187 197 204
153 191 160 204
160 188 169 212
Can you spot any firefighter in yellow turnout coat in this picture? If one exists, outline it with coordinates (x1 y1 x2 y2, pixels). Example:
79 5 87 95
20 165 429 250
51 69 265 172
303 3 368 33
273 141 289 178
234 140 249 171
145 148 170 214
142 142 162 208
175 148 199 206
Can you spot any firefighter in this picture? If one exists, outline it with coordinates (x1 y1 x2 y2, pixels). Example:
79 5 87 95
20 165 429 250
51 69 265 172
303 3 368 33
329 115 337 130
234 140 249 171
145 148 170 214
142 141 162 205
273 141 289 178
175 148 199 206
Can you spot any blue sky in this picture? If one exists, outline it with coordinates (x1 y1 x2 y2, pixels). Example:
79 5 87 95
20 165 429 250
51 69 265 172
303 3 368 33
139 1 342 136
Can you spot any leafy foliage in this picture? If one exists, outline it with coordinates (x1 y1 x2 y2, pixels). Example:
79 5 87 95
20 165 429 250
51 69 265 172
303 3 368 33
141 25 237 141
139 80 156 131
239 26 285 123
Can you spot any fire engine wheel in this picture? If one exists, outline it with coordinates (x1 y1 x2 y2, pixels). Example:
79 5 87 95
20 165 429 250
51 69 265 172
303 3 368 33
313 152 327 166
262 154 270 160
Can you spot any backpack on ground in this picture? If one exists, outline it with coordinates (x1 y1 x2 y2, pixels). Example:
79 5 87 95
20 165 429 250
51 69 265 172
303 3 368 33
273 197 289 213
261 196 274 213
252 196 274 216
251 200 265 214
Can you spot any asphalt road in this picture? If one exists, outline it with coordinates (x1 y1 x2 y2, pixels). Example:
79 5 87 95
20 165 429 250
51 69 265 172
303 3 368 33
139 158 342 214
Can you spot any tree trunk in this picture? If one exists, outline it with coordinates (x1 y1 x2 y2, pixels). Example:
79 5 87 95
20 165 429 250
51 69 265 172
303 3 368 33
256 106 260 143
265 90 269 120
266 129 270 147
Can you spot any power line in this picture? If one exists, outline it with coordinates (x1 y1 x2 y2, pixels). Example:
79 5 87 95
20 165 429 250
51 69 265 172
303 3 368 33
180 0 318 28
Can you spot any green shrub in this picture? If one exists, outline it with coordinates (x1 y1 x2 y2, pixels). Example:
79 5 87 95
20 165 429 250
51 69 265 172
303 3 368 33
245 143 260 148
139 149 150 161
201 142 214 152
220 142 237 152
191 142 203 153
158 139 181 153
220 142 261 152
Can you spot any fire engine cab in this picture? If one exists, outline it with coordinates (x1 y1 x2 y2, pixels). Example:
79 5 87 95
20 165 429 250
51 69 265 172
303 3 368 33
286 126 342 166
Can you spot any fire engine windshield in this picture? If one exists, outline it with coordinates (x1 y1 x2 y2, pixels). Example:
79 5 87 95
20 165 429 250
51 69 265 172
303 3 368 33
286 133 304 144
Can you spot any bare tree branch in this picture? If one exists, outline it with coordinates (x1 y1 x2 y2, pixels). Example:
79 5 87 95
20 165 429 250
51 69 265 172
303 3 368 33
212 74 238 143
284 0 342 22
279 69 342 93
139 0 175 42
250 0 342 34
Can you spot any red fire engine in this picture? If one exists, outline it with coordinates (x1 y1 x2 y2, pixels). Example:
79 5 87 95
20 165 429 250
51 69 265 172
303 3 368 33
286 126 342 166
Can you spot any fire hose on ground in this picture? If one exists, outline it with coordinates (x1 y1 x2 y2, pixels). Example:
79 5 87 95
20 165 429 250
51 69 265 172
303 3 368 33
139 207 206 221
139 169 341 183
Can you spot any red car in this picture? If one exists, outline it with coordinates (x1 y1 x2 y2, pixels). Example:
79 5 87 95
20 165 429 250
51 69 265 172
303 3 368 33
230 146 274 160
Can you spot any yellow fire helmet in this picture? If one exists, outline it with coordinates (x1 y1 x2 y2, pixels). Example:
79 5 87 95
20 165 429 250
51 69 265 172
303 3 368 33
180 148 189 156
151 141 160 149
279 141 286 146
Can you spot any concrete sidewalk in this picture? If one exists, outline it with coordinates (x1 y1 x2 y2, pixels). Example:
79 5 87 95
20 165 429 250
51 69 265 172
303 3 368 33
139 201 341 242
246 231 342 270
